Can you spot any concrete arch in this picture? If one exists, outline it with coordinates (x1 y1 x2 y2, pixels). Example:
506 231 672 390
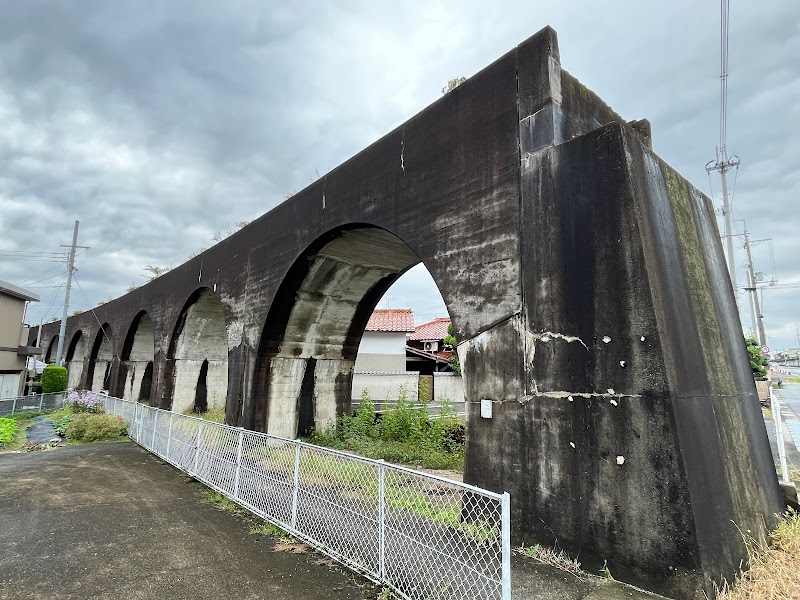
163 287 228 414
44 336 59 364
86 324 114 392
250 225 447 438
65 331 87 389
119 311 155 402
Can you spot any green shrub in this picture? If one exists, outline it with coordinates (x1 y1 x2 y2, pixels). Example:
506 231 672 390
310 388 465 470
64 413 127 443
0 418 18 446
747 336 769 378
54 414 76 436
41 365 68 393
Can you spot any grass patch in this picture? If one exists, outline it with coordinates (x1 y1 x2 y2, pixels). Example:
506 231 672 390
718 510 800 598
786 377 800 383
196 409 225 423
308 389 464 470
249 520 294 543
200 489 250 517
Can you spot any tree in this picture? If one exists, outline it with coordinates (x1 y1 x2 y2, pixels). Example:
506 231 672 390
444 323 461 375
746 336 769 378
441 76 466 94
143 265 172 281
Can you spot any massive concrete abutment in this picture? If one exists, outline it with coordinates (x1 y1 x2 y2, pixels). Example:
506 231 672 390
34 27 783 597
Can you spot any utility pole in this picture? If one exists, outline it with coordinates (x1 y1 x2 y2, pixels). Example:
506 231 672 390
742 226 767 346
54 221 79 366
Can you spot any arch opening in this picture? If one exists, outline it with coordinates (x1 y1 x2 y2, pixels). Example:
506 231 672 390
165 288 228 414
119 311 155 402
65 331 86 389
86 325 114 392
44 336 59 364
140 362 154 401
250 225 458 438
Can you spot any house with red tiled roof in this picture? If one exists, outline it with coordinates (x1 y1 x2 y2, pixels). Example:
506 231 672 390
406 317 455 374
354 308 415 371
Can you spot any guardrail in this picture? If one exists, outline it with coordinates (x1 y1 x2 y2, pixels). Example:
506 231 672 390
0 392 67 417
102 396 511 600
770 386 790 482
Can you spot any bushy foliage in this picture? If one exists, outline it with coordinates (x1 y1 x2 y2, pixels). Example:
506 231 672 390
54 414 76 436
311 387 465 470
746 336 769 378
41 365 68 393
67 390 105 413
64 413 127 443
0 418 18 446
444 323 461 375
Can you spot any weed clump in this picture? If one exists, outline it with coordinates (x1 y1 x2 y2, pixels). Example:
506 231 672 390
718 509 800 599
64 413 127 443
309 388 464 470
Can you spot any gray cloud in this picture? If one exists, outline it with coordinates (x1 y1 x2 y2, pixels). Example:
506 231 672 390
1 0 799 349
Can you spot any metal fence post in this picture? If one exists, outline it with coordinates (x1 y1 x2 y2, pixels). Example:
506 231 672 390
133 401 139 442
11 397 16 415
166 412 174 461
233 428 245 499
193 421 204 476
38 394 43 413
501 492 511 600
378 459 385 581
151 409 158 450
291 443 301 531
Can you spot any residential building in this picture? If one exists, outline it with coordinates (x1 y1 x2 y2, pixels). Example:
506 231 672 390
354 308 415 371
407 317 454 374
0 280 40 398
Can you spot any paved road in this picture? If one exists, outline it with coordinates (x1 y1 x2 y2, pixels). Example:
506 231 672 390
0 442 379 600
772 378 800 469
0 441 668 600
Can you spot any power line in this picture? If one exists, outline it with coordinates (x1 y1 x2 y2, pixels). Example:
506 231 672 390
73 274 115 349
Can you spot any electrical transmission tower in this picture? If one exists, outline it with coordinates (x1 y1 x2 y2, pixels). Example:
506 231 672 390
706 0 741 308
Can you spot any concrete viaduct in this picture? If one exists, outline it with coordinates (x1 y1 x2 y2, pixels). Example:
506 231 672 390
35 27 783 598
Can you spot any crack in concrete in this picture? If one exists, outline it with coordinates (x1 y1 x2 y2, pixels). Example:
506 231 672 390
516 391 642 403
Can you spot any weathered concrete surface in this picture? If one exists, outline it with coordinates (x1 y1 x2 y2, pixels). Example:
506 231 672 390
31 25 784 597
0 443 380 600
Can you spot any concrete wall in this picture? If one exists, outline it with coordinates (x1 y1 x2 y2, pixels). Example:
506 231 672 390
432 372 464 404
352 372 419 407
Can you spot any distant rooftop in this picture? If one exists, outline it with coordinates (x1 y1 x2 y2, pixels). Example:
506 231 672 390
409 317 451 341
0 279 40 303
365 308 415 333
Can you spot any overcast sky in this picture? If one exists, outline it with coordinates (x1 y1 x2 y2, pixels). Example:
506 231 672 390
1 1 798 349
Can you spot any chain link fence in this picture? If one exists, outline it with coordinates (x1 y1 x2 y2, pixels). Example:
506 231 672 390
0 392 67 417
101 396 510 600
